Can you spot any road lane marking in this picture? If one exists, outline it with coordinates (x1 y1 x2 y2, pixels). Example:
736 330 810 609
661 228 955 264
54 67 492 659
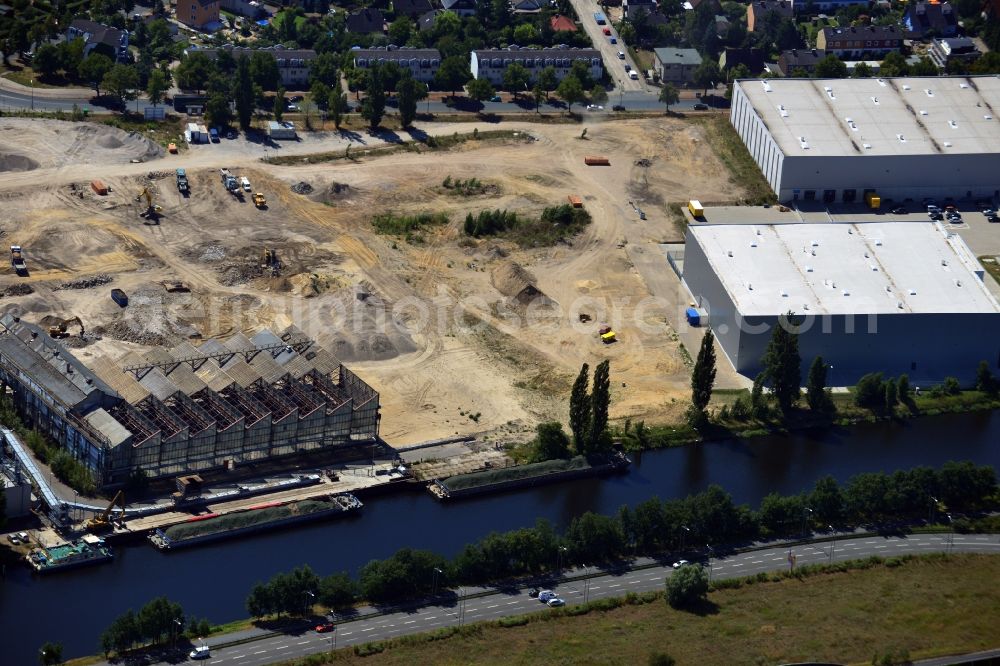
507 601 519 604
233 657 246 661
276 645 289 650
362 627 374 632
254 651 266 655
608 583 621 588
487 604 499 608
297 640 309 644
751 560 763 563
341 632 353 636
404 620 416 624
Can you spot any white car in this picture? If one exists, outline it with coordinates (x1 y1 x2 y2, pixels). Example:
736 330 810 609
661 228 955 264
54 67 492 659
547 597 566 607
240 176 252 192
538 589 557 603
617 50 625 59
629 71 639 80
189 645 211 660
672 559 689 569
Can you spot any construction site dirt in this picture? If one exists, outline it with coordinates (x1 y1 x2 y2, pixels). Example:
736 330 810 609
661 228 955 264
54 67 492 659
0 116 746 456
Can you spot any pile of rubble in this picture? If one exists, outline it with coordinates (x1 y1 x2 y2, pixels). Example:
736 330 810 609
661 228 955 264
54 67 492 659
145 171 171 180
57 274 113 290
2 284 34 297
98 320 167 346
291 181 314 195
218 263 264 286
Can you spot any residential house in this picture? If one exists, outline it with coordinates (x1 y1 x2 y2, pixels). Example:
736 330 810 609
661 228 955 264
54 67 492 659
354 47 441 83
746 0 792 32
394 0 433 18
777 48 826 75
816 25 902 59
928 37 979 68
718 47 765 75
439 0 477 17
66 19 129 62
714 14 730 38
418 9 443 31
549 14 577 32
346 8 385 34
793 0 870 12
904 2 958 39
652 47 702 83
184 46 318 88
177 0 221 31
623 0 657 19
219 0 265 18
511 0 545 12
471 46 603 87
688 0 720 10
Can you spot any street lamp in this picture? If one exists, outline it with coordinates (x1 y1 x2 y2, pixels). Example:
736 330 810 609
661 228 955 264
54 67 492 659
582 564 591 603
929 496 939 524
681 525 690 552
173 617 183 645
828 525 835 564
706 545 714 582
432 567 443 596
304 590 315 614
802 507 814 537
556 546 568 576
946 513 954 553
30 79 34 111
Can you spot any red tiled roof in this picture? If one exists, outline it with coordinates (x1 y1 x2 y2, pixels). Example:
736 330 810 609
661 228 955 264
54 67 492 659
550 14 577 32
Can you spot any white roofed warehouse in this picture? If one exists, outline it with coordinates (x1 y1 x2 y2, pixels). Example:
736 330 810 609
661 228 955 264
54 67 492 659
730 76 1000 204
681 222 1000 385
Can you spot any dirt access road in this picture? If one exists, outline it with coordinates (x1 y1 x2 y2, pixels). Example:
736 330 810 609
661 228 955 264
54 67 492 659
0 116 747 446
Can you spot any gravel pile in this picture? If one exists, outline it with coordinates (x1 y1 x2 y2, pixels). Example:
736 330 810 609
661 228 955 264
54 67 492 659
635 158 652 167
58 274 113 290
200 245 226 262
2 284 34 297
291 181 314 194
100 320 167 346
146 171 170 180
218 263 264 286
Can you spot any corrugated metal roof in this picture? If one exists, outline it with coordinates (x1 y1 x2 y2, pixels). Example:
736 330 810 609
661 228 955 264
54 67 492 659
87 356 150 405
249 353 286 383
283 354 314 379
138 368 180 401
164 364 207 395
307 348 340 376
225 333 255 352
223 360 261 388
84 408 131 448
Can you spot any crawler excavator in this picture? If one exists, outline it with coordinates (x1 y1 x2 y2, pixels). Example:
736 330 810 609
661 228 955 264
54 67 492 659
86 491 126 533
135 187 163 220
47 316 84 339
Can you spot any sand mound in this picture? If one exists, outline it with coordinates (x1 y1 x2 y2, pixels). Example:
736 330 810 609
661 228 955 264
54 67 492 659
97 135 124 149
0 153 39 172
491 261 551 305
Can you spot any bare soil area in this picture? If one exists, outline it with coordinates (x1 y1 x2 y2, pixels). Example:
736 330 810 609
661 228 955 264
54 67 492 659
0 117 743 445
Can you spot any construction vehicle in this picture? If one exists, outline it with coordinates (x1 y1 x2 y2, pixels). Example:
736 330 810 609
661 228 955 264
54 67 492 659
135 187 162 219
220 169 239 196
47 316 84 339
865 191 881 210
253 192 267 208
10 245 26 275
86 491 126 532
176 168 189 194
261 248 280 274
599 325 617 344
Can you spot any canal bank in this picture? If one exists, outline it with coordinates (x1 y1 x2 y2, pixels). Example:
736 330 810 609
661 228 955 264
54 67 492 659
2 410 999 663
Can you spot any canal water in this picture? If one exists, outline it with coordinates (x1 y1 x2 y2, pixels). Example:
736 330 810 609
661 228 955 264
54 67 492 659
3 411 999 661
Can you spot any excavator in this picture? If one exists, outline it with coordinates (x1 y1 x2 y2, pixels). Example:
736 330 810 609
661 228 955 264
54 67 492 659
86 490 126 533
135 187 162 220
261 248 280 275
47 316 84 339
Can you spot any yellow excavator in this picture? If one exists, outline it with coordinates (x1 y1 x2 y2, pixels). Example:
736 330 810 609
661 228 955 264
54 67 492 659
47 316 84 339
135 187 162 219
86 490 126 532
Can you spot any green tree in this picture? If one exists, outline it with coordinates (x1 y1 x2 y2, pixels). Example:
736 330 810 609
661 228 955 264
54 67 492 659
557 75 585 113
38 641 63 665
910 56 939 77
310 81 330 110
537 66 558 97
513 22 538 44
971 51 1000 75
33 43 61 78
854 372 885 410
388 16 413 45
665 564 709 609
975 361 997 395
274 86 286 122
503 62 531 93
328 87 347 129
535 421 572 460
102 64 140 108
397 72 426 128
880 51 910 77
176 51 215 92
467 77 496 106
246 582 273 619
58 38 85 77
361 64 387 129
884 377 898 410
205 93 233 128
249 51 280 90
689 329 716 418
852 61 874 78
532 84 546 112
234 55 254 131
897 374 911 402
435 55 472 97
569 363 591 452
808 475 845 525
692 60 722 96
590 85 608 105
806 356 832 413
589 359 611 451
309 52 341 87
146 68 168 109
78 53 113 96
658 83 679 113
814 54 848 78
761 313 801 413
318 572 358 609
137 597 184 645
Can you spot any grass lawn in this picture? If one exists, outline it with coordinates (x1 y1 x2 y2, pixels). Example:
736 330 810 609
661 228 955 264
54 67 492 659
689 114 776 205
278 554 1000 665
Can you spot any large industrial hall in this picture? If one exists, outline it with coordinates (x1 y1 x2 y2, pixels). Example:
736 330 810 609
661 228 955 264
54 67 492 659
730 75 1000 203
0 315 380 489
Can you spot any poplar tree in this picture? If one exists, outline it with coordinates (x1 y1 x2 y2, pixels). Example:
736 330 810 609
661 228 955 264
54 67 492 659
762 312 801 413
589 360 611 451
569 363 590 453
690 330 716 414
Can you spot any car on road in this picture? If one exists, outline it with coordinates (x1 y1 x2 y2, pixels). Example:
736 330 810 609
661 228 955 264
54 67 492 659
17 532 28 543
602 27 611 35
587 104 603 111
629 71 638 80
617 50 625 59
693 103 708 110
490 95 502 102
315 623 336 633
538 590 557 603
547 597 566 607
612 104 626 111
6 534 19 544
289 95 304 103
983 207 996 217
226 130 237 140
209 128 220 143
891 206 907 214
609 37 617 44
988 214 999 223
529 587 540 597
189 645 211 660
929 211 944 220
672 559 689 569
623 62 630 71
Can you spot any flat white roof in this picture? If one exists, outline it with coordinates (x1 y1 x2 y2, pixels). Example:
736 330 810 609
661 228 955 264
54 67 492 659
689 222 1000 316
738 76 1000 157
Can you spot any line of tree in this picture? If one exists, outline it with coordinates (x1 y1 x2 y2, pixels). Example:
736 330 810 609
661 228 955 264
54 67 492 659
99 597 185 657
247 460 996 609
463 203 591 240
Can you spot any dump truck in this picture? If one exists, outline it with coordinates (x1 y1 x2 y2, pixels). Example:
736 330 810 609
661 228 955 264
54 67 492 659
253 192 267 208
688 200 704 218
220 169 239 196
111 288 128 307
599 325 617 344
865 191 881 210
584 156 610 166
10 245 26 275
176 168 189 193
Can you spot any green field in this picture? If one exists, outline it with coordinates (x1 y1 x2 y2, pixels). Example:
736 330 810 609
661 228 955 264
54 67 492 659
280 554 1000 665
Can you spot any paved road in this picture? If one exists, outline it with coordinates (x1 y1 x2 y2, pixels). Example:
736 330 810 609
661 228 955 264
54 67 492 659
567 0 645 93
91 533 1000 665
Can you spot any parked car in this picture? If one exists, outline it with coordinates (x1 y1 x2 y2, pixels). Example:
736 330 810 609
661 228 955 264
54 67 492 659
612 104 626 111
289 95 304 102
490 95 502 102
629 71 638 80
891 206 907 214
529 587 540 598
226 130 237 140
6 534 19 544
547 597 566 607
315 623 335 633
988 214 999 223
209 128 219 143
929 211 944 220
17 532 28 543
983 207 996 217
623 62 630 71
586 104 603 111
617 51 625 59
693 103 708 110
240 176 252 192
672 559 690 569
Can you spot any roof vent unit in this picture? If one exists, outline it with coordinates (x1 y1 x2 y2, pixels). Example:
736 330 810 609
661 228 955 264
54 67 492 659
870 264 878 272
803 304 809 311
805 265 813 272
799 136 810 149
842 289 850 296
824 86 832 92
750 240 757 247
948 120 958 128
747 282 753 291
925 89 934 97
811 240 819 247
909 289 916 295
897 134 906 143
897 301 904 310
902 85 911 91
727 250 733 257
955 279 962 287
762 81 772 92
871 96 879 105
864 251 870 258
944 141 953 147
755 228 762 235
885 285 892 292
846 118 858 130
777 104 788 117
780 290 788 297
811 249 816 256
920 109 928 115
847 228 853 234
960 83 969 89
877 78 887 87
941 259 948 266
863 143 872 150
875 239 883 246
986 115 994 120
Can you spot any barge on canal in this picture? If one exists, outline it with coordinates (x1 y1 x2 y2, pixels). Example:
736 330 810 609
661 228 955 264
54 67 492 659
27 534 113 573
149 493 362 551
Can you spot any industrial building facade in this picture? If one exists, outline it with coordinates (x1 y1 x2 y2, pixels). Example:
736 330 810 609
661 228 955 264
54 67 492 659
681 222 1000 385
0 316 380 488
730 76 1000 203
